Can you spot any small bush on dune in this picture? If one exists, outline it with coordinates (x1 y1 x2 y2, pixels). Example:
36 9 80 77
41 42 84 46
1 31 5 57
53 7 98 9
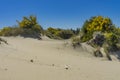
17 15 43 38
0 27 20 36
73 16 120 60
72 37 81 48
57 30 74 39
0 27 13 36
80 16 114 42
45 27 61 39
104 32 119 51
80 32 93 42
0 27 22 36
0 37 8 44
0 15 43 39
45 27 74 39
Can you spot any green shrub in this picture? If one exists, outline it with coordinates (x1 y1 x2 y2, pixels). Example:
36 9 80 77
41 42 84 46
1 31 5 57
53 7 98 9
45 30 61 39
80 16 115 43
45 27 74 39
0 15 43 39
0 27 41 39
57 30 74 39
82 16 114 33
0 27 14 36
104 33 119 51
80 32 93 42
17 15 43 34
72 37 81 48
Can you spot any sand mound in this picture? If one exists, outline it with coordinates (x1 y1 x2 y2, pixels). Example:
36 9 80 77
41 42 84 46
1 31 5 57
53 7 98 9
0 37 120 80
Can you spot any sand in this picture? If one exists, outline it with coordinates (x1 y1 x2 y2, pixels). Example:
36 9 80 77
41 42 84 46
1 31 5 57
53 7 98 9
0 36 120 80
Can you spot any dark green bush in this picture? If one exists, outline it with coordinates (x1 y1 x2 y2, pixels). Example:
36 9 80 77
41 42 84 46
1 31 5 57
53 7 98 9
104 33 119 51
57 30 74 39
0 27 41 39
0 27 21 36
45 30 61 39
0 15 43 39
45 27 74 39
17 15 43 34
80 32 93 42
72 37 81 48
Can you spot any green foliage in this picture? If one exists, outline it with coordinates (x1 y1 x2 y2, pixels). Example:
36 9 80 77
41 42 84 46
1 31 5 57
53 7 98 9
0 27 24 36
0 27 20 36
72 37 81 48
0 27 11 36
45 31 60 39
0 15 43 39
17 15 43 33
81 16 115 42
80 32 93 42
0 26 42 39
82 16 113 33
45 27 74 39
18 16 36 28
104 32 119 46
45 27 61 39
57 30 74 39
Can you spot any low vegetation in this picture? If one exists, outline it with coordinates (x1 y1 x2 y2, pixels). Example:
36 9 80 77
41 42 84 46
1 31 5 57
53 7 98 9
0 15 79 40
45 27 78 39
0 15 43 39
72 37 81 48
0 15 120 60
0 37 8 44
72 16 120 60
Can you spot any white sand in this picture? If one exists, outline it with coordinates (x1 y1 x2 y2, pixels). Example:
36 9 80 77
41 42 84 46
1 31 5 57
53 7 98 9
0 37 120 80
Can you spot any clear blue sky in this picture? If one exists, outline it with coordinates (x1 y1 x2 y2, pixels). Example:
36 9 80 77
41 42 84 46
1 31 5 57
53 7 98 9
0 0 120 29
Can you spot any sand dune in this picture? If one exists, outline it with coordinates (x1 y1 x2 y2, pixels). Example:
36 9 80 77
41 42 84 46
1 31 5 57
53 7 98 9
0 37 120 80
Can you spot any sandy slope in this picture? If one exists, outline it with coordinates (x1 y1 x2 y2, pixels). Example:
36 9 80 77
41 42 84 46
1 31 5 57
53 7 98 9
0 37 120 80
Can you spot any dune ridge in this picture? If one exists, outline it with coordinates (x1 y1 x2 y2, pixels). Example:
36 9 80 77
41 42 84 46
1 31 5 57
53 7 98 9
0 37 120 80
